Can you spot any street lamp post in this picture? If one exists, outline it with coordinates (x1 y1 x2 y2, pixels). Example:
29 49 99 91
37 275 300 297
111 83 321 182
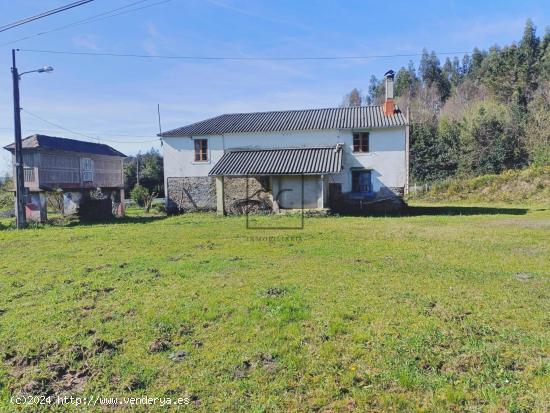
11 48 53 229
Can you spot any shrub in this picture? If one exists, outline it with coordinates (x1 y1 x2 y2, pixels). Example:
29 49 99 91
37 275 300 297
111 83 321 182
0 178 13 212
130 184 157 213
409 165 550 204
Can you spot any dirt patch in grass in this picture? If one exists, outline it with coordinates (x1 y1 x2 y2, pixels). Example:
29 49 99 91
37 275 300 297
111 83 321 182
515 272 534 281
233 360 252 379
178 323 194 336
257 353 279 373
264 287 287 297
167 253 192 262
5 337 121 397
424 301 472 322
148 339 171 353
233 353 279 379
195 241 215 250
168 350 187 362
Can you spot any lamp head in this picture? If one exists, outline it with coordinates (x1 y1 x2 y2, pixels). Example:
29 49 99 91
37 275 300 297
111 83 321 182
38 66 54 73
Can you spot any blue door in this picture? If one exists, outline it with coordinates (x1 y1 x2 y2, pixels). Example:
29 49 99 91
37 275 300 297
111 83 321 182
351 170 371 194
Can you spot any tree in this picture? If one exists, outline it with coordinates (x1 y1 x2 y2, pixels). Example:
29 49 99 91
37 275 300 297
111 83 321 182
470 47 486 78
124 148 164 196
409 121 438 183
0 175 14 212
541 28 550 81
395 61 419 98
518 19 541 104
524 81 550 165
130 184 158 213
442 57 454 83
341 88 363 107
394 67 411 98
461 53 472 77
419 50 451 101
338 18 547 183
440 78 487 121
419 49 439 86
459 100 526 175
365 75 382 105
479 45 521 104
409 118 460 183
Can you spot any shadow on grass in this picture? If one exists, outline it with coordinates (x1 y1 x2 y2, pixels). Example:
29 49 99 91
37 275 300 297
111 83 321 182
64 214 168 227
384 205 529 217
0 214 168 230
332 205 530 217
405 205 529 216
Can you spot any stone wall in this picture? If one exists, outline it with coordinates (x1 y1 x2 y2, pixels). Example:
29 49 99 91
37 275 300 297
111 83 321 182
223 176 272 214
166 177 216 213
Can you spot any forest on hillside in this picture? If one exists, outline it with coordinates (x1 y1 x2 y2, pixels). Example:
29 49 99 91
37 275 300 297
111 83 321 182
341 19 550 184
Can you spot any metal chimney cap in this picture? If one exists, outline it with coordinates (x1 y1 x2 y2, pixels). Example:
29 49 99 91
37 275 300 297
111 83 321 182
384 69 395 79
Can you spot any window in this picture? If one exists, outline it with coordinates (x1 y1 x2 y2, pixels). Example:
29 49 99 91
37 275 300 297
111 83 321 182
351 169 371 193
82 158 93 171
82 158 93 182
194 139 208 161
352 132 369 153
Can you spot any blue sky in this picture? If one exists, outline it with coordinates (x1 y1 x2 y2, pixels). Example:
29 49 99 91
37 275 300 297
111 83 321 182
0 0 549 175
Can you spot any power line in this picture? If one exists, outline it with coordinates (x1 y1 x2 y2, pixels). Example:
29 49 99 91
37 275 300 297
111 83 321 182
0 126 156 139
0 0 94 33
0 0 171 47
21 108 159 144
18 48 471 61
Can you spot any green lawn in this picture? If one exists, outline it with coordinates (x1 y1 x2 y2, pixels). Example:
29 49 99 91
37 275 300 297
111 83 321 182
0 204 549 412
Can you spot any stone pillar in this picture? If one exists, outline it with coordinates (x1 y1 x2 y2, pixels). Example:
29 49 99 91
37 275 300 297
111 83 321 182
25 192 47 223
271 176 280 213
63 191 82 216
119 188 126 217
215 176 225 215
318 175 325 209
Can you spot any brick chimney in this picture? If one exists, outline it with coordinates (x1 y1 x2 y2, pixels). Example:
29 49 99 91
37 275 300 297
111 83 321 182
383 69 395 116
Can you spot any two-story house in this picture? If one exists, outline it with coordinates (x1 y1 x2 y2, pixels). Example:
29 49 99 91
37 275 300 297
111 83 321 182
160 70 409 215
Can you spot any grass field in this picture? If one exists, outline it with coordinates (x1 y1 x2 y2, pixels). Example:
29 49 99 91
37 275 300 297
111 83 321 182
0 203 549 412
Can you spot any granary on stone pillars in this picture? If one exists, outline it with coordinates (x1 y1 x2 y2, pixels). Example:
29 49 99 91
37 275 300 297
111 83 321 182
4 134 127 221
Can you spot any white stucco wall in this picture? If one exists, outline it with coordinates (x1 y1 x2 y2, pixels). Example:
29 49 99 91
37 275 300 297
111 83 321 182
163 126 406 194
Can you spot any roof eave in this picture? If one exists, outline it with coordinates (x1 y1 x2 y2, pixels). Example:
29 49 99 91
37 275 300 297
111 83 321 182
160 123 407 138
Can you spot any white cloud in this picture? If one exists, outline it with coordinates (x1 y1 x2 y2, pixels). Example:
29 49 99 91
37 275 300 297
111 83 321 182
72 35 100 51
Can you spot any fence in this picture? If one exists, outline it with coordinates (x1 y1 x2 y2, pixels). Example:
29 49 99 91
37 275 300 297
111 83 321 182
409 183 433 195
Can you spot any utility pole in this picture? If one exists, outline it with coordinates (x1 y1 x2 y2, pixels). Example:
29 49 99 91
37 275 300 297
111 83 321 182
12 49 26 229
136 151 140 186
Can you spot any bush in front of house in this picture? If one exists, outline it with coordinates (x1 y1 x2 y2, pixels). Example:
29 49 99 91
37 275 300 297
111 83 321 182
130 184 157 213
0 177 14 214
